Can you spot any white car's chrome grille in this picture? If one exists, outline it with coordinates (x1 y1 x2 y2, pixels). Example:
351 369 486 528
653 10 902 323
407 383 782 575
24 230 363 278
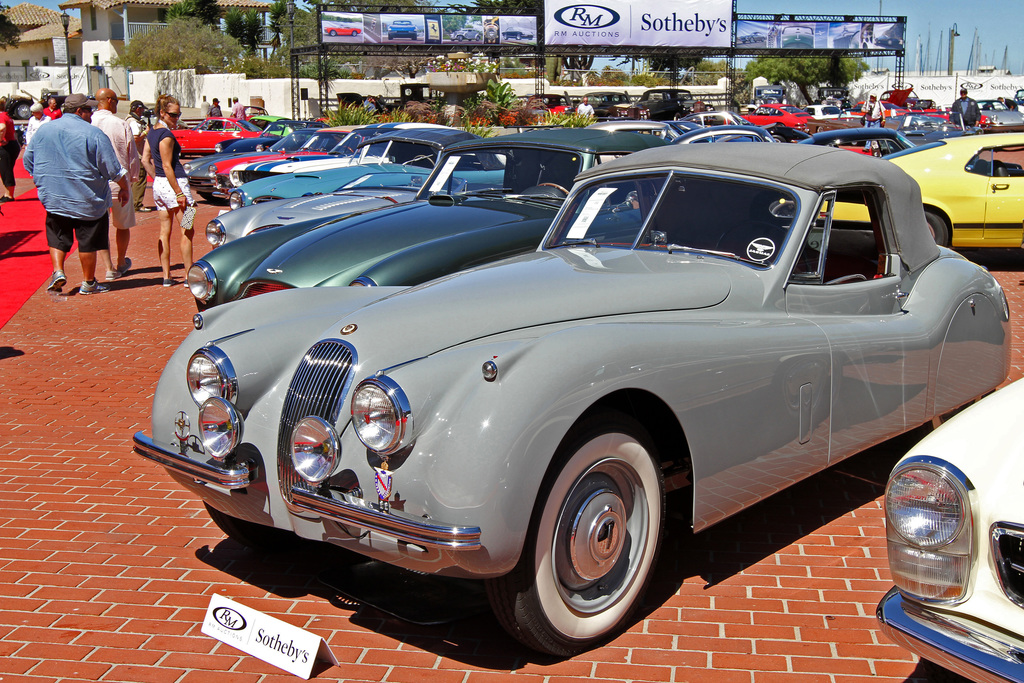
992 523 1024 608
278 339 356 503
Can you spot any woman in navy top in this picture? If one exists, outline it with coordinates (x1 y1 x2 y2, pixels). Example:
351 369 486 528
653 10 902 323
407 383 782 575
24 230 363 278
142 95 196 287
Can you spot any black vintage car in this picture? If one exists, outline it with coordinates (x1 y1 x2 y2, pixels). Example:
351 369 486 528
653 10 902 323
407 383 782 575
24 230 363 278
635 88 696 121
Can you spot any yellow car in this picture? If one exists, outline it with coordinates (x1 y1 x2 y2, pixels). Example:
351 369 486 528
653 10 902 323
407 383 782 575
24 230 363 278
888 132 1024 247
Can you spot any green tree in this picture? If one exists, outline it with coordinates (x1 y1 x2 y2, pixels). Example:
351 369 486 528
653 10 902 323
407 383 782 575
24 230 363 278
224 7 263 53
745 56 868 104
112 17 241 72
193 0 222 27
450 0 538 9
165 0 197 23
267 0 286 53
0 4 19 50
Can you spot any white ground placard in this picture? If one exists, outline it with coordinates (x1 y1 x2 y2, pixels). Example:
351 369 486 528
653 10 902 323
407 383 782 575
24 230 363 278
201 594 338 679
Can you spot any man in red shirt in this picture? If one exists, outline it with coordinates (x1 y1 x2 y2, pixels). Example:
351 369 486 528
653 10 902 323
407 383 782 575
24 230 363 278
43 96 63 120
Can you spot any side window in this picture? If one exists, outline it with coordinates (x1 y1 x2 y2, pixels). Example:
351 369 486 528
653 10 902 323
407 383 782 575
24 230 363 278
790 188 892 285
966 149 994 176
991 145 1024 176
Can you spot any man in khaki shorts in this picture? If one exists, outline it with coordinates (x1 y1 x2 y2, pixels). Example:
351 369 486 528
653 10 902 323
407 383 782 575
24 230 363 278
91 88 139 279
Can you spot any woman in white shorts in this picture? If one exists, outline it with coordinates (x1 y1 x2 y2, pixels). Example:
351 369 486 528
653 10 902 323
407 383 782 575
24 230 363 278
142 95 196 287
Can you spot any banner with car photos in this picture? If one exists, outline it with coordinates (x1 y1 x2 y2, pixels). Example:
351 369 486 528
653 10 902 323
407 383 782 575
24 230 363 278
544 0 731 48
321 11 537 46
736 20 905 51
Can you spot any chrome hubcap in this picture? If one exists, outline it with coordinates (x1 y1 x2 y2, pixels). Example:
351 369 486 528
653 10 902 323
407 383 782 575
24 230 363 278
570 489 625 581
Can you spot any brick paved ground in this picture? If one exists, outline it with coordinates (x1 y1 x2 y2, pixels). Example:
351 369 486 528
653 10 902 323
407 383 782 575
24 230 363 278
2 192 1023 682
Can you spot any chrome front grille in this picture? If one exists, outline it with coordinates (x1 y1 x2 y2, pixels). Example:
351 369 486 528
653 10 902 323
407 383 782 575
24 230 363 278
993 523 1024 608
278 339 356 504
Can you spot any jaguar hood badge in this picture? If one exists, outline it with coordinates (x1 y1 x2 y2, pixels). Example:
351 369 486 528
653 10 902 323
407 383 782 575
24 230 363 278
266 268 283 274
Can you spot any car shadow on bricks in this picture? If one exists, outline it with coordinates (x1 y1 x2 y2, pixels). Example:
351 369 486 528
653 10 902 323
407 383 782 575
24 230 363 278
640 432 915 613
187 432 914 667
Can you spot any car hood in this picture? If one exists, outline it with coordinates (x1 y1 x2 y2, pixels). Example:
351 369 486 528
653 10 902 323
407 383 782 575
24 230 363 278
249 197 561 288
251 163 417 196
331 247 733 364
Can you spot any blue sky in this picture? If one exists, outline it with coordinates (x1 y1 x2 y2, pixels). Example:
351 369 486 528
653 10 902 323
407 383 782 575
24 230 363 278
27 0 1019 74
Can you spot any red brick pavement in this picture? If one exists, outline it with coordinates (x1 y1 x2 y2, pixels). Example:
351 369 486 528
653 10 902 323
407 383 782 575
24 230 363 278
2 194 1023 682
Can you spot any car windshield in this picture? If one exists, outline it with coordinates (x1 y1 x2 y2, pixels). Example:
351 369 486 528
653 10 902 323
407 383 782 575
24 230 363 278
420 147 584 197
546 173 798 267
300 131 349 152
340 171 428 191
269 130 315 152
358 140 438 167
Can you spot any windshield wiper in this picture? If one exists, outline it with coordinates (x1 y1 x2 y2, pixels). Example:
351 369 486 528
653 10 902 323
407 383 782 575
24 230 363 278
553 238 600 247
456 188 514 197
666 244 740 259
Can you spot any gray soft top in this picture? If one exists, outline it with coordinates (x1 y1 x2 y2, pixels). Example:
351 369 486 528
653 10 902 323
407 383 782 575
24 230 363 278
576 143 940 272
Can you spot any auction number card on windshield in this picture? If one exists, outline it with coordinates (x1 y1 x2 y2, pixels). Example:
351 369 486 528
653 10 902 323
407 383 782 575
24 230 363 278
201 594 338 679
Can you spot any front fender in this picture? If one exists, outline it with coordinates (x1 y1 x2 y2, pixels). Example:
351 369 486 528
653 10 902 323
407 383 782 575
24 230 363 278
201 218 325 306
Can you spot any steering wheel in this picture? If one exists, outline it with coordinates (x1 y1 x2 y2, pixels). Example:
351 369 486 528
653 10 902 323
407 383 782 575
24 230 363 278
536 183 569 196
824 273 868 285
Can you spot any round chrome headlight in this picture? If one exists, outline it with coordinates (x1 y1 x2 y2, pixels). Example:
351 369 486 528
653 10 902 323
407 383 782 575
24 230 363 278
183 162 193 173
885 457 974 603
187 261 217 301
256 143 267 151
199 397 243 460
229 170 242 187
187 346 236 406
290 416 339 483
229 191 245 210
206 165 218 178
206 218 226 247
351 376 412 455
214 142 226 153
348 276 377 287
886 465 968 549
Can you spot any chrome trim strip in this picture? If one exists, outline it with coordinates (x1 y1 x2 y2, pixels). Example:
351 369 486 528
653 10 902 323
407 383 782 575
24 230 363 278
877 587 1024 683
133 431 256 489
290 486 481 550
992 522 1024 609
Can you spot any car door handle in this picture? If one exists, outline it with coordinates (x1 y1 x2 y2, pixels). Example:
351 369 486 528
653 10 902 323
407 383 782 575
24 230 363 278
992 183 1010 192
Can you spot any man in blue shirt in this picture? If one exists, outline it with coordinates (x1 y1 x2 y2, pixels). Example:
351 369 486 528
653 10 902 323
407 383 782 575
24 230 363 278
23 93 130 295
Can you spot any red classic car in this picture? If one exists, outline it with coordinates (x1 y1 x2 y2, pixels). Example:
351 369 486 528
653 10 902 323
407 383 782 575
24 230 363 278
173 117 263 156
742 103 813 130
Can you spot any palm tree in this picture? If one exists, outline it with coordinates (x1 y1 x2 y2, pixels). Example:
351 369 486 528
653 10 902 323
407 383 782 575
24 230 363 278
268 0 286 53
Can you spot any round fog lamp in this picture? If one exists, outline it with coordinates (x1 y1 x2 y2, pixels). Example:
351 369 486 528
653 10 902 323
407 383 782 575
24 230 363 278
291 416 339 483
200 397 243 460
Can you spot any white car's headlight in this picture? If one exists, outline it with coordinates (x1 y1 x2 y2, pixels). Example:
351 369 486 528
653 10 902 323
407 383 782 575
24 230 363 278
206 218 226 247
200 397 243 460
351 376 412 455
229 170 242 186
187 346 237 406
187 261 217 301
229 191 245 210
291 416 339 483
885 456 974 603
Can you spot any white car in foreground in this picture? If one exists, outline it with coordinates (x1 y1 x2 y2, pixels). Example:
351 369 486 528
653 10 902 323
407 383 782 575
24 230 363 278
878 377 1024 682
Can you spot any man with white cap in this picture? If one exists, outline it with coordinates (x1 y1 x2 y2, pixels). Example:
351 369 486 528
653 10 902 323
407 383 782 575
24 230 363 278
23 93 130 295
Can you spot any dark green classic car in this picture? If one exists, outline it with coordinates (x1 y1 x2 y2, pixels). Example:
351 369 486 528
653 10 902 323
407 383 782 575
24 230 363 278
187 129 668 309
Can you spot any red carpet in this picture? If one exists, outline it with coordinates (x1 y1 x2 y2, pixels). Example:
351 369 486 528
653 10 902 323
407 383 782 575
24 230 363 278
0 158 53 329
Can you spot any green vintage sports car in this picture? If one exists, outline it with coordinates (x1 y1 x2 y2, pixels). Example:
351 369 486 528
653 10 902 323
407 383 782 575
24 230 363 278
188 129 668 309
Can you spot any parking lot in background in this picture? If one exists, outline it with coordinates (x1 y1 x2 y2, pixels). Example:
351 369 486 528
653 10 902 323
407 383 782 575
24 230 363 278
1 195 1022 681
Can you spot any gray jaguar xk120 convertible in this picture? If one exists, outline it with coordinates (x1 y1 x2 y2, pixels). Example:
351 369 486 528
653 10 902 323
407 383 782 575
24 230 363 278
135 144 1010 656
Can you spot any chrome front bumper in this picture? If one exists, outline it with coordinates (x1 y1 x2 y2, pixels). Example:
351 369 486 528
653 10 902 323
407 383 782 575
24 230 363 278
133 431 257 489
290 486 482 550
877 586 1024 683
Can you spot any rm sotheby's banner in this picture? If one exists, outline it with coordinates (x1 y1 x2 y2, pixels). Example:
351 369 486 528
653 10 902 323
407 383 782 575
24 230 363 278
544 0 732 48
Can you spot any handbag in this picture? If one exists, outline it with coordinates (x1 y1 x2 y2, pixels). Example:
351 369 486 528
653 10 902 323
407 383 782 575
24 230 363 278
181 204 197 231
